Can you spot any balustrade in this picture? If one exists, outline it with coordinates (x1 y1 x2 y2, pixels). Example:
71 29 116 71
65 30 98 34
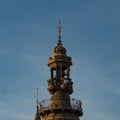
39 98 82 112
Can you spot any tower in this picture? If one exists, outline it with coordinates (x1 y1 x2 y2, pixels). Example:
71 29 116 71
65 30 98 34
34 20 83 120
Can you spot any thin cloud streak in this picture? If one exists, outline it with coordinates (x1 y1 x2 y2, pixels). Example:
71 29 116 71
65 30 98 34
0 96 35 120
0 0 120 120
0 48 8 55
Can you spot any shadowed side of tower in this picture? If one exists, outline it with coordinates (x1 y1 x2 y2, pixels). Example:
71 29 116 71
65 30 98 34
34 20 83 120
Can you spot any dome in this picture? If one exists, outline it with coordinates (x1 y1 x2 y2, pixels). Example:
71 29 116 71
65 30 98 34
54 44 66 56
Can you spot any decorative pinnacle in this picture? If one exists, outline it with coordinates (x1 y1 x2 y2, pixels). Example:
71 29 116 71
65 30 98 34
35 88 41 120
36 88 39 111
57 19 62 46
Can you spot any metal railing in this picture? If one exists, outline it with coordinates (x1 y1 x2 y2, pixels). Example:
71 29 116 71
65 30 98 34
70 98 82 111
39 99 50 111
39 98 82 111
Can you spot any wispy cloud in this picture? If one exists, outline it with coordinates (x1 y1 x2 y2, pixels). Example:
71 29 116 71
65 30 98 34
0 108 33 120
113 87 120 95
81 97 115 120
20 53 49 78
0 96 35 120
0 48 8 55
0 28 3 34
71 56 120 120
21 54 40 64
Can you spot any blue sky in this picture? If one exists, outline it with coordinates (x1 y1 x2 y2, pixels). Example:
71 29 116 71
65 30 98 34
0 0 120 120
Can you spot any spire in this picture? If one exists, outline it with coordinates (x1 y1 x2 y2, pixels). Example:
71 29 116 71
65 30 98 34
57 18 62 46
36 88 39 113
34 88 41 120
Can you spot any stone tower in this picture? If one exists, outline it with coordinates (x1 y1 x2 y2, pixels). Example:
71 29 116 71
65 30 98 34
34 20 83 120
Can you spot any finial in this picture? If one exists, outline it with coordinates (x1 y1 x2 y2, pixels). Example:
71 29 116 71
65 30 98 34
36 88 39 111
58 18 61 37
34 88 41 120
57 18 62 46
37 88 38 99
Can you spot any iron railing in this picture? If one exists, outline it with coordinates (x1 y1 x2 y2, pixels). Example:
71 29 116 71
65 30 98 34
39 98 82 111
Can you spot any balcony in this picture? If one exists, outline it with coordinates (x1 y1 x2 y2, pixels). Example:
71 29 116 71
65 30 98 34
39 98 82 114
39 99 50 112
